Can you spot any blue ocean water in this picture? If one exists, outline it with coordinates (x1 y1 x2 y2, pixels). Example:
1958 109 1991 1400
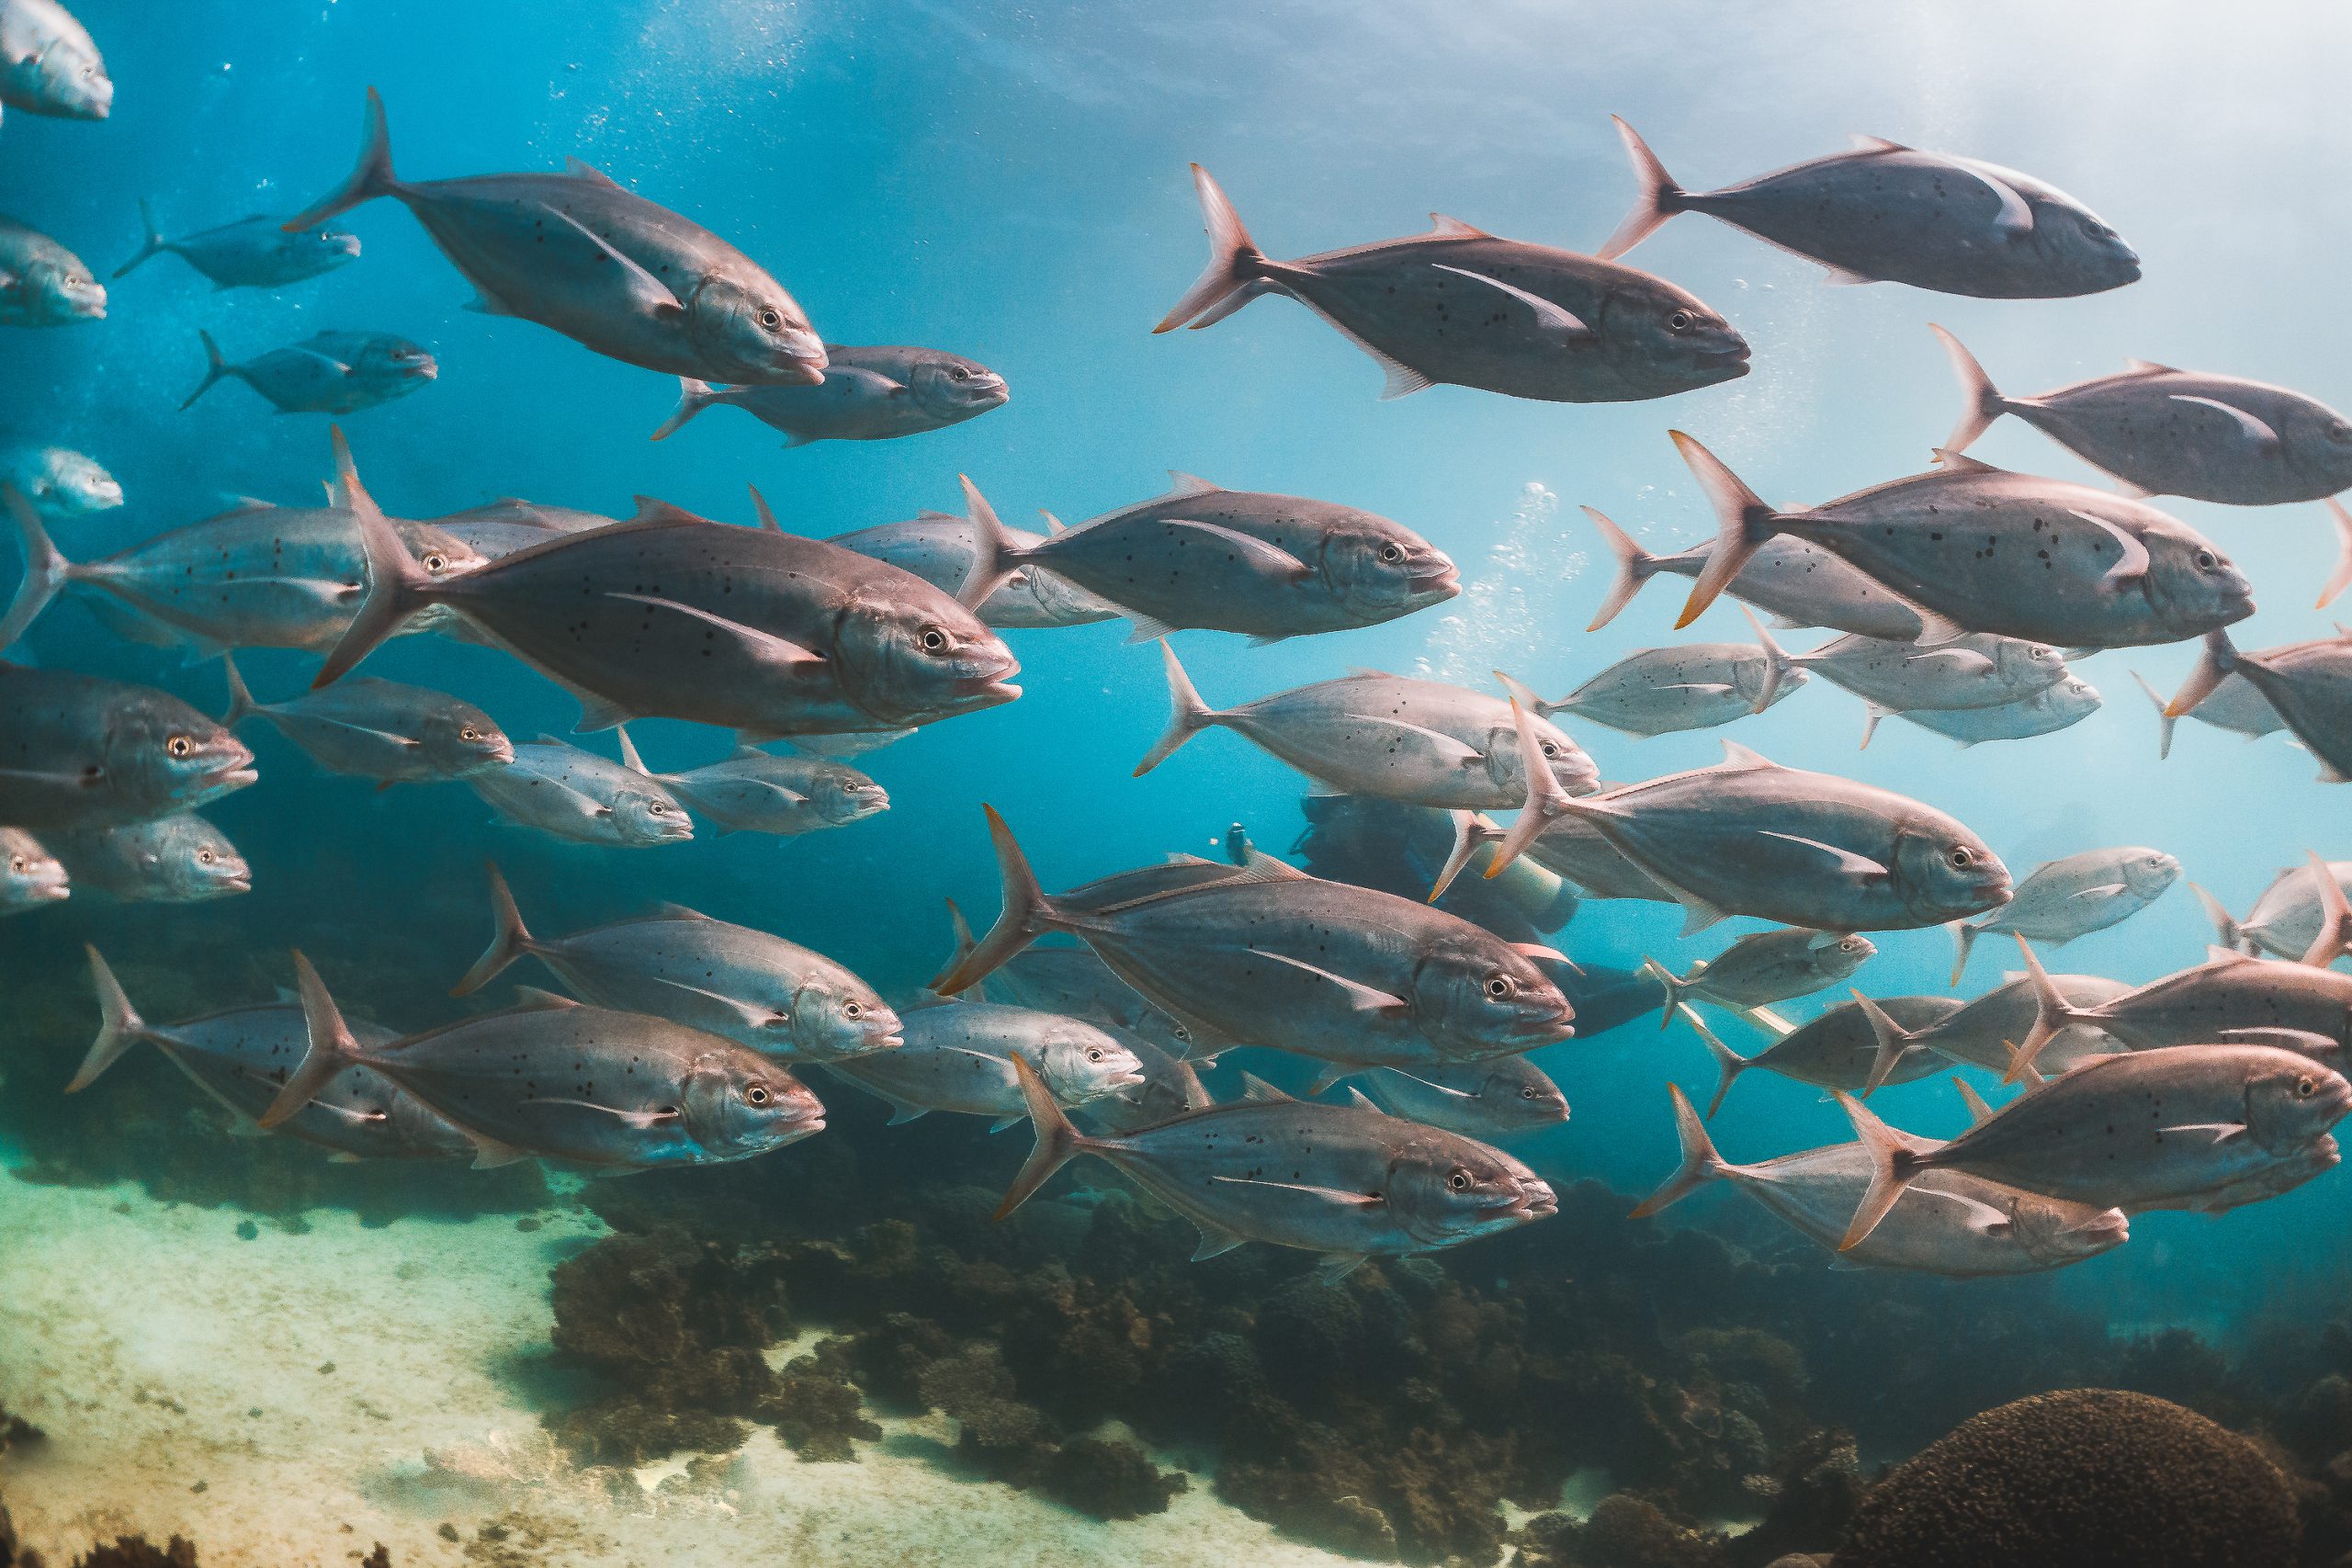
9 0 2352 1557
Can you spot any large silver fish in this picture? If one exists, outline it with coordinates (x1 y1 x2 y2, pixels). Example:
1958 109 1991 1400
1137 643 1597 807
2008 936 2352 1080
1582 506 1923 640
116 201 359 289
1155 164 1747 403
1688 998 1962 1118
1836 1045 2352 1250
0 660 254 829
1948 846 2179 981
470 735 693 848
1869 675 2101 750
1860 970 2132 1083
1641 929 1876 1022
612 728 886 838
1 446 118 520
1526 611 1801 737
2199 859 2352 963
454 865 899 1065
263 955 826 1171
53 812 248 903
0 0 105 118
1346 1057 1569 1141
998 1058 1555 1281
964 470 1457 644
653 345 1008 446
71 948 469 1161
944 899 1198 1055
319 455 1021 740
220 653 511 784
0 213 103 324
2132 668 2279 759
2168 627 2352 782
829 997 1143 1129
1794 631 2065 716
1631 1085 2128 1277
183 329 436 414
1490 721 2009 935
831 504 1118 631
0 826 66 912
1671 435 2254 649
1600 120 2138 299
1935 326 2352 506
286 89 825 384
938 808 1576 1072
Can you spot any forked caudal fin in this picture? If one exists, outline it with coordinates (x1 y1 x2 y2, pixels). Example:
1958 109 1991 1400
0 481 77 650
2004 933 2098 1084
179 330 241 411
1668 430 1781 630
951 473 1029 612
1849 988 1921 1096
258 952 367 1128
1834 1089 1925 1251
2298 850 2352 968
1679 1005 1751 1121
1635 957 1688 1029
1483 697 1601 882
996 1054 1106 1220
1928 324 2008 454
2188 881 2249 952
650 378 720 442
1579 506 1661 632
112 197 170 279
1947 918 1983 987
283 86 401 233
1428 810 1501 903
218 651 260 728
1595 117 1687 263
453 863 538 997
67 946 158 1094
2162 628 2239 720
2128 671 2179 761
1153 164 1272 334
1627 1083 1729 1218
1134 639 1224 776
312 425 442 688
930 806 1068 995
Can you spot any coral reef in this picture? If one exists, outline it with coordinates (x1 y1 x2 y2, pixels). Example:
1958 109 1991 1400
0 1506 375 1568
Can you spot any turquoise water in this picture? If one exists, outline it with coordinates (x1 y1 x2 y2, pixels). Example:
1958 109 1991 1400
9 1 2352 1561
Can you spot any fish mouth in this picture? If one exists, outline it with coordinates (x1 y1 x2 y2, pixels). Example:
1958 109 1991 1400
202 765 261 795
407 361 440 381
770 332 830 383
1692 345 1750 372
1410 564 1463 597
28 882 70 903
1508 1009 1577 1043
1491 1181 1558 1222
219 874 254 895
330 234 363 257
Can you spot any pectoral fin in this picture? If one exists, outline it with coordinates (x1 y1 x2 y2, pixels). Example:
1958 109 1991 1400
2071 511 2152 589
544 206 685 319
1341 714 1485 770
1210 1174 1386 1207
1189 1220 1248 1261
1254 949 1411 1015
605 592 827 668
517 1099 682 1129
2064 883 2129 902
2170 394 2280 451
1758 830 1893 883
1153 518 1314 581
1429 265 1591 339
2159 1122 2248 1145
1951 159 2034 233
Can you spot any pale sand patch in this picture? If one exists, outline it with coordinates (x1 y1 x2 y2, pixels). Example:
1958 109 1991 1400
0 1177 1357 1568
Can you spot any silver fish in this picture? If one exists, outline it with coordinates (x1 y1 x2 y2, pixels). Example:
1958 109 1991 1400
612 728 886 838
53 812 248 903
454 864 899 1064
2010 937 2352 1080
1 446 119 520
2132 668 2279 759
0 213 104 323
831 503 1119 630
1642 929 1876 1021
1672 435 2254 649
1794 632 2065 716
1156 164 1747 403
1949 846 2179 981
945 899 1198 1055
1862 970 2133 1083
652 344 1008 446
183 329 436 414
1935 325 2352 506
321 453 1021 740
1837 1044 2351 1250
1868 676 2101 749
829 997 1143 1129
2132 1138 2343 1216
0 660 254 829
0 0 106 118
427 497 617 541
939 808 1576 1072
2168 627 2352 782
998 1060 1555 1281
1583 506 1924 641
1632 1084 2128 1277
1688 998 1962 1117
220 653 512 784
0 826 66 912
1137 644 1597 807
964 469 1457 645
287 89 825 383
2199 859 2352 963
263 955 825 1171
1491 723 2009 936
0 470 483 655
1079 1025 1213 1135
115 200 359 288
1527 611 1801 738
469 735 693 848
1600 120 2138 299
1347 1058 1569 1140
71 949 469 1161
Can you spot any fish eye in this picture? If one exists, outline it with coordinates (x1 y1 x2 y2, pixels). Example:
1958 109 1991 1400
1171 1022 1192 1043
759 308 782 329
1484 975 1514 999
1949 847 1973 868
2298 1077 2316 1098
459 726 480 741
919 626 949 653
166 735 194 759
1085 1046 1104 1063
1519 1086 1539 1100
1379 543 1404 564
843 1000 864 1019
2193 549 2217 570
746 1083 773 1107
1668 310 1693 332
1539 740 1559 757
1446 1168 1473 1191
423 552 449 573
198 849 215 864
650 802 673 815
950 367 970 381
7 857 23 874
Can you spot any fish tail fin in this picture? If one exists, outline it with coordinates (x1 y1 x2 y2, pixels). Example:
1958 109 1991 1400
1626 1083 1727 1218
2006 932 2092 1083
1681 1006 1749 1120
0 482 74 649
1956 1078 1997 1126
943 897 979 974
1928 323 2007 452
112 197 168 279
1947 919 1979 987
179 329 237 411
218 650 257 729
1636 958 1685 1029
933 806 1065 993
1428 810 1499 903
2128 671 2178 760
312 427 435 688
954 473 1027 611
996 1054 1102 1219
2163 627 2238 719
2188 881 2247 953
1152 164 1268 333
1737 602 1795 713
1484 697 1588 882
1579 506 1661 632
284 86 399 231
258 952 365 1128
453 863 536 996
1596 116 1686 261
2298 850 2352 968
1134 638 1221 775
2321 498 2352 610
649 377 718 442
1852 987 1922 1096
1834 1090 1922 1251
1668 430 1780 629
67 946 154 1093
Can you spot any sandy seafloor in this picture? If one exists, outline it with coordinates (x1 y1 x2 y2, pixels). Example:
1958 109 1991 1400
0 1168 1471 1568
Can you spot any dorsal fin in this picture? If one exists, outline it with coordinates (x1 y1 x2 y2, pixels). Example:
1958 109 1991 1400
1345 1086 1382 1111
563 157 626 189
1038 510 1067 535
1717 739 1778 769
1930 447 1999 474
747 485 783 533
1165 470 1219 496
509 986 581 1011
1238 1073 1293 1102
650 901 714 921
628 495 703 526
1848 134 1909 153
2124 357 2179 376
1427 213 1491 239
